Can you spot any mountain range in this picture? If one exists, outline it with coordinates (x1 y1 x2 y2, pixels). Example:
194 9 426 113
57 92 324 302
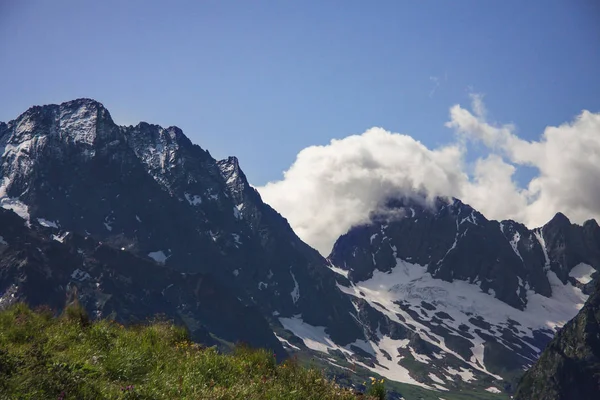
1 99 598 398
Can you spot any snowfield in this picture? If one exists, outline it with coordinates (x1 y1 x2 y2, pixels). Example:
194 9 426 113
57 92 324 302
280 255 588 390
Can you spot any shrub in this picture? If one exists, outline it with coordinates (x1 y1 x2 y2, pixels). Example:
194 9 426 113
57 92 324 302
366 376 386 400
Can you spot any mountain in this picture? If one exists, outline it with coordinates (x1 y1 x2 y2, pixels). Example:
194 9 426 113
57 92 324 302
0 206 283 355
514 278 600 400
311 196 597 392
0 98 361 356
1 99 598 397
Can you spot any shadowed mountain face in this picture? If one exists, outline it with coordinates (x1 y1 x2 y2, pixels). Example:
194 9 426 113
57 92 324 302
515 278 600 400
1 99 598 396
0 207 283 356
0 98 361 352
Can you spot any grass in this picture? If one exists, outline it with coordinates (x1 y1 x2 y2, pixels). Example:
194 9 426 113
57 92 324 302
0 303 378 400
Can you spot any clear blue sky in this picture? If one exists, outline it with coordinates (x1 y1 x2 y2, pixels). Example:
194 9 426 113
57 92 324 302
1 0 599 186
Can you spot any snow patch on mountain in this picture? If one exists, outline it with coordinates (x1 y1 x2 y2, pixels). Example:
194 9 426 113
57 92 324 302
290 268 300 304
37 218 59 229
0 178 30 222
327 262 349 278
370 233 378 244
445 366 475 382
232 203 244 220
71 269 91 281
569 263 596 285
0 197 29 222
279 316 346 354
274 333 301 350
52 232 69 243
184 193 202 206
279 315 429 388
148 250 170 264
410 348 432 364
0 236 7 245
508 231 523 261
485 386 502 393
533 229 550 270
336 258 587 378
362 335 431 388
433 384 449 392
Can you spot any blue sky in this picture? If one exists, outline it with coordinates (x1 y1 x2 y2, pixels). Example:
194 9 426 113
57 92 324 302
1 0 599 186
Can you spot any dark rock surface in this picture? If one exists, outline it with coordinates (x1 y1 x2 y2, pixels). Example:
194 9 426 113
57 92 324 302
515 278 600 400
329 196 599 310
0 207 285 358
0 99 361 354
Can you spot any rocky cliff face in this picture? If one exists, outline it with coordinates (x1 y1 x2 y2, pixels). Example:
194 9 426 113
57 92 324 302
514 278 600 400
330 197 599 308
322 196 597 390
0 99 361 354
0 207 284 356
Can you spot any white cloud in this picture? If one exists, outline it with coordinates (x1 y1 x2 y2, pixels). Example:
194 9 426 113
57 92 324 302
258 129 468 254
447 98 600 229
257 96 600 255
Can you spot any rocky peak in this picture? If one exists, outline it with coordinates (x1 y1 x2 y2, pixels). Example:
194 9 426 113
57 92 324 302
60 97 107 110
547 211 571 227
540 213 600 285
329 195 599 311
0 99 364 359
325 195 597 386
218 156 244 189
1 98 119 168
584 218 600 230
216 156 266 230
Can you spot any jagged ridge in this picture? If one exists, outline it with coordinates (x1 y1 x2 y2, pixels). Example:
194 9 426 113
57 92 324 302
0 98 362 358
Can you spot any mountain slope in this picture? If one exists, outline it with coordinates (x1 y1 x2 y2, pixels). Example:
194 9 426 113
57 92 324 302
0 99 361 355
514 278 600 400
310 196 597 392
0 207 283 355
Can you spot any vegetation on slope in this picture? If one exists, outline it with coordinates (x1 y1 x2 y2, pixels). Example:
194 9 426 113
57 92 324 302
0 303 381 400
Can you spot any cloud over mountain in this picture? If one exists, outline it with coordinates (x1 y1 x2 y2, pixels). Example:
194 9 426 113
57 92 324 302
258 97 600 255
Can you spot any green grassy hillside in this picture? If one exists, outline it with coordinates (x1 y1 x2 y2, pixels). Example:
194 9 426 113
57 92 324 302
0 303 381 400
